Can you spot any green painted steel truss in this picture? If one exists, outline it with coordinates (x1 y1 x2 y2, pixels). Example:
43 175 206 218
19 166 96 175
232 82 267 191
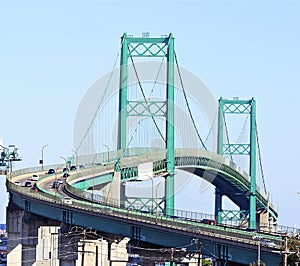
126 197 165 213
223 144 250 155
153 159 167 174
221 210 248 222
127 100 166 117
120 166 138 181
128 37 168 57
223 100 252 114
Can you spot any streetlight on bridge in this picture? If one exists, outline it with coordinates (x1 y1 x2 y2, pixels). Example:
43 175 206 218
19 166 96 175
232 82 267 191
103 144 110 163
145 174 154 213
40 144 48 172
60 156 68 170
155 179 164 224
70 149 78 168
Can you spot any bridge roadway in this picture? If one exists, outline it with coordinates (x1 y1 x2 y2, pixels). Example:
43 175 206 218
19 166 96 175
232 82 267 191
7 148 283 265
67 148 278 220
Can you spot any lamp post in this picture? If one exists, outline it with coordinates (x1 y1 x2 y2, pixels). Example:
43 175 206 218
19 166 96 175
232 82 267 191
91 165 95 204
145 174 154 213
41 145 48 171
253 235 262 266
60 156 68 171
54 165 63 200
103 144 109 163
155 179 164 223
71 149 78 168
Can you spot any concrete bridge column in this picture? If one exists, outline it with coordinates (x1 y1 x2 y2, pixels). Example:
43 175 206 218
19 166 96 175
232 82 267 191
76 239 109 266
36 226 59 266
109 237 130 266
6 204 23 265
258 210 277 233
6 200 60 266
102 171 123 207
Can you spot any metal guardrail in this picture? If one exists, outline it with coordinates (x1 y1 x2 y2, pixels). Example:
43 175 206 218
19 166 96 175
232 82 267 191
9 148 273 209
92 148 275 212
9 148 298 239
6 179 283 249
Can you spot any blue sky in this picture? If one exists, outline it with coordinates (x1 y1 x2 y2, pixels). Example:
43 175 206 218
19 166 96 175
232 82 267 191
0 0 299 226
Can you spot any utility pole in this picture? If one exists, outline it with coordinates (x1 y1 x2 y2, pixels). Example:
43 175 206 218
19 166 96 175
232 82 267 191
283 235 288 266
197 242 203 266
252 235 261 266
81 230 86 266
273 234 299 266
96 245 98 266
170 248 174 266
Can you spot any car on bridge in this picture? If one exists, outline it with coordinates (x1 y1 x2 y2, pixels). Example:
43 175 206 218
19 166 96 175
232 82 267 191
51 181 59 189
201 219 216 225
47 169 55 174
24 181 32 187
63 172 70 178
31 174 39 181
260 239 277 248
61 197 72 204
57 178 65 184
31 183 38 192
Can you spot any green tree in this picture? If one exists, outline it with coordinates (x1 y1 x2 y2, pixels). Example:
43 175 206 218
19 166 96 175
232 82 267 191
287 235 300 264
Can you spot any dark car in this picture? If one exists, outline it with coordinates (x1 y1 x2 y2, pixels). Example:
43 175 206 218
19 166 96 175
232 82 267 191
63 167 69 172
47 169 55 174
63 172 70 178
31 183 38 192
51 181 59 188
201 219 216 225
57 178 65 184
24 181 32 187
70 165 77 171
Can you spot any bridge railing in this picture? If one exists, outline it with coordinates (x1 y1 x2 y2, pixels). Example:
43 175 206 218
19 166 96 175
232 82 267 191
5 175 291 245
174 149 276 212
63 180 287 236
75 147 166 167
10 163 64 179
9 148 280 233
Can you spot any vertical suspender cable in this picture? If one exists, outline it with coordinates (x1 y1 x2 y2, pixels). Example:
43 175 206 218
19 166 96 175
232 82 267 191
129 54 166 143
76 40 124 154
222 113 233 162
174 53 207 150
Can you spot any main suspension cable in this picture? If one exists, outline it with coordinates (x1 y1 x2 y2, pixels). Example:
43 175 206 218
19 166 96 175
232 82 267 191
174 52 207 150
256 121 267 194
76 40 123 154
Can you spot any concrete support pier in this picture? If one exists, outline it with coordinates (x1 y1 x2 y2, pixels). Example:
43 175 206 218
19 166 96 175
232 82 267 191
6 201 60 266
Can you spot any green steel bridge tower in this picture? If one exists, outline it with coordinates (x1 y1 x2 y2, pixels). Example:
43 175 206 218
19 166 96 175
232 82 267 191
216 98 257 230
118 33 175 216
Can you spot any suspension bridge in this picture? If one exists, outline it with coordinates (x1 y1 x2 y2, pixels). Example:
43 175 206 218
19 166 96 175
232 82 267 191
4 33 288 265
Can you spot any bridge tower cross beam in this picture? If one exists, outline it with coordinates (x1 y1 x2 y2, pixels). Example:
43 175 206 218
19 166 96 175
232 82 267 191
117 33 175 216
217 97 257 230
